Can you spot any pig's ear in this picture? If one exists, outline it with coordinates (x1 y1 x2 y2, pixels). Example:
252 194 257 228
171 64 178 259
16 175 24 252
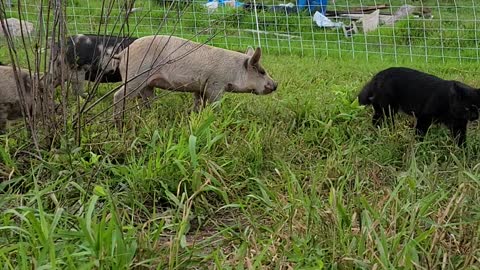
245 46 255 56
248 47 262 66
451 82 467 100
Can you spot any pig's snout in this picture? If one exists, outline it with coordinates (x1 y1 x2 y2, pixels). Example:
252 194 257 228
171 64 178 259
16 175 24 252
266 80 278 93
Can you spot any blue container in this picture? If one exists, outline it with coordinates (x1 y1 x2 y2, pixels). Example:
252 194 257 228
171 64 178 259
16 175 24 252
297 0 328 15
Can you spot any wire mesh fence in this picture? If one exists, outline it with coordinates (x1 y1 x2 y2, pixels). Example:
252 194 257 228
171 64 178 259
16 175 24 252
2 0 479 64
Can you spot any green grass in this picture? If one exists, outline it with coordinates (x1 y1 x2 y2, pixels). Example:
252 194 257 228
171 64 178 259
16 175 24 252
1 54 480 268
1 0 480 269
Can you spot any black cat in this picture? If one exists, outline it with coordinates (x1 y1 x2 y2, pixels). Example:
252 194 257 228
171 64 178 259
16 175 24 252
358 67 480 146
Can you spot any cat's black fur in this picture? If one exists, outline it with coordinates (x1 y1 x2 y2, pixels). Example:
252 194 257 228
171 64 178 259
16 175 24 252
358 67 480 146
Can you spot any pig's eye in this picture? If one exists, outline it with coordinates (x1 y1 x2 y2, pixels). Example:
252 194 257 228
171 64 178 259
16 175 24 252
256 67 266 75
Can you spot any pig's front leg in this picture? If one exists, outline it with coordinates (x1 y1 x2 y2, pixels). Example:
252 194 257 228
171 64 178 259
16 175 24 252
193 92 205 113
204 83 224 111
139 86 155 109
193 82 224 113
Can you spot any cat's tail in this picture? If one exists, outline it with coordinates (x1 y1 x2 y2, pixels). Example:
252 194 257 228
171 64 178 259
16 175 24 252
358 79 375 105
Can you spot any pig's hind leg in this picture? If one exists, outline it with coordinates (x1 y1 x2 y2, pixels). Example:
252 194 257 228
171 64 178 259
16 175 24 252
113 85 128 129
71 69 87 98
113 78 149 130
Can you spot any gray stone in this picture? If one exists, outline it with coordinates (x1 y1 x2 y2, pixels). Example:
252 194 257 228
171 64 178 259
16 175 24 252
0 18 35 37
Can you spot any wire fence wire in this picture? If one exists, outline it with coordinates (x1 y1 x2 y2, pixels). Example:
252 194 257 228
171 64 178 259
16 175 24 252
3 0 479 64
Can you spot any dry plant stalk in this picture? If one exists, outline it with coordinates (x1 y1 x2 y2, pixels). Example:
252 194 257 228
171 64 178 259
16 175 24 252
0 0 236 147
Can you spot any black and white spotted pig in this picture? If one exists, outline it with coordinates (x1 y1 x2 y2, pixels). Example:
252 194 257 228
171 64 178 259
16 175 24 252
51 34 137 97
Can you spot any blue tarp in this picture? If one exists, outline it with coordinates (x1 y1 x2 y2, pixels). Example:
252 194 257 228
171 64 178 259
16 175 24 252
297 0 328 15
207 0 244 7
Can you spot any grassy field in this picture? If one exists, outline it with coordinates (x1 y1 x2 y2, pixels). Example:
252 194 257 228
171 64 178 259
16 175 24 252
1 54 480 269
1 0 480 269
